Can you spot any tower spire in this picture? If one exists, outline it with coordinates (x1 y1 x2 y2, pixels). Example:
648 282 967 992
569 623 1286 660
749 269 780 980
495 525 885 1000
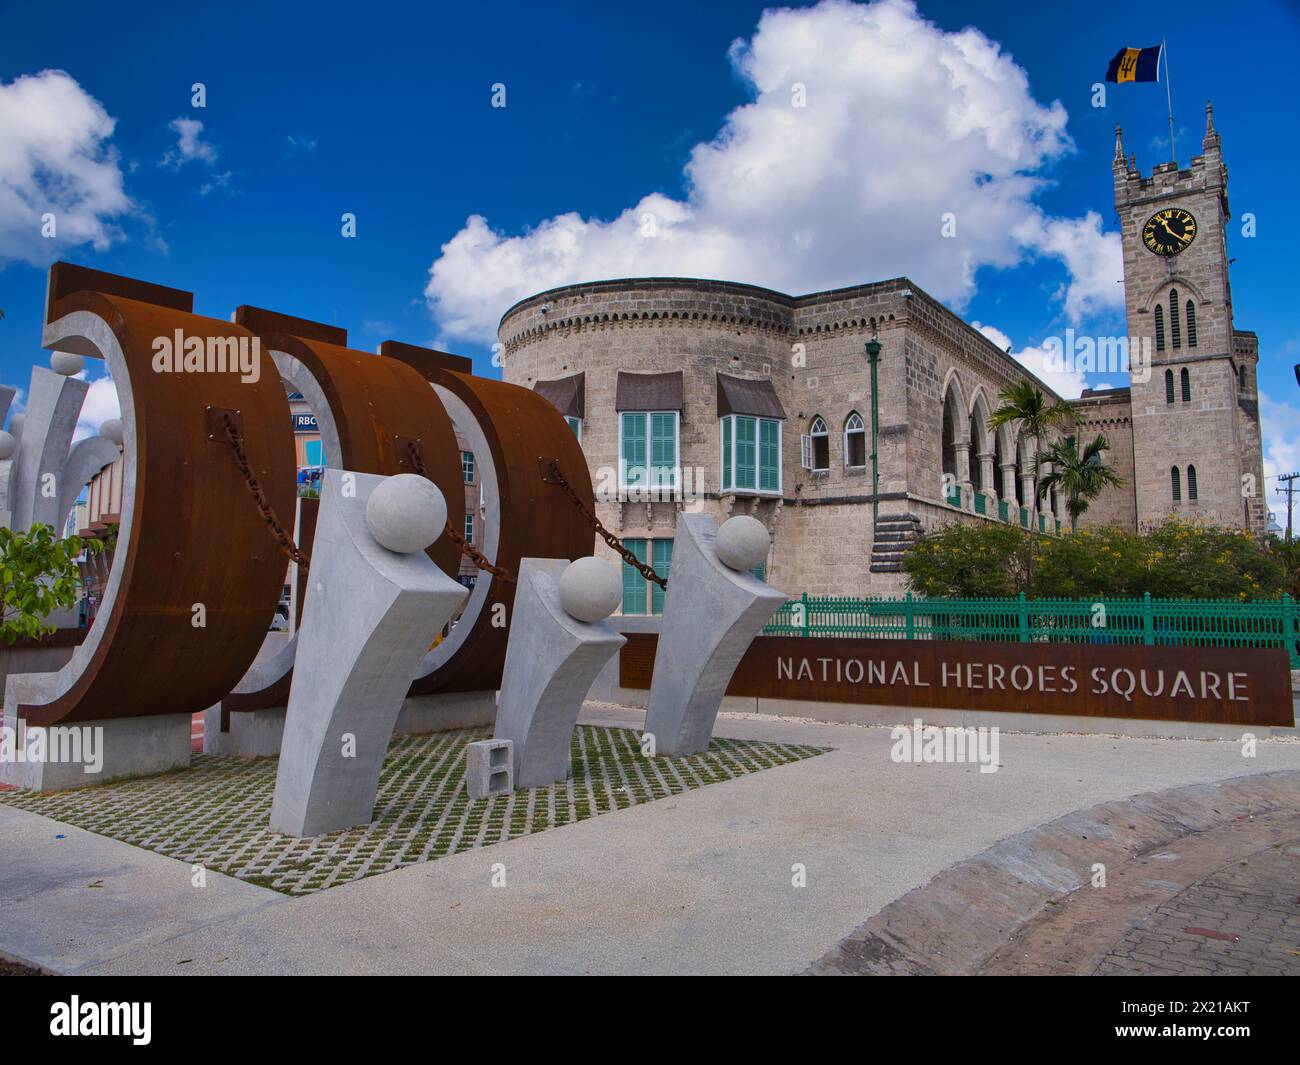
1113 124 1125 166
1203 99 1220 151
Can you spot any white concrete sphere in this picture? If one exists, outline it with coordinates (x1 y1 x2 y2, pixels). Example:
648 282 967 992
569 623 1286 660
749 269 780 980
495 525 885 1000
99 418 125 446
51 351 84 376
714 515 769 572
0 430 14 461
558 556 622 623
365 474 447 554
8 414 24 440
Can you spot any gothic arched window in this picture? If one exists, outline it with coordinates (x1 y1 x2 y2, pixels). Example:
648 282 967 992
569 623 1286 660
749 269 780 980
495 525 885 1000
1187 465 1198 501
1169 289 1181 349
1171 466 1181 502
1181 367 1191 403
809 416 829 472
843 412 866 469
1154 305 1166 352
1186 300 1197 348
1165 369 1175 404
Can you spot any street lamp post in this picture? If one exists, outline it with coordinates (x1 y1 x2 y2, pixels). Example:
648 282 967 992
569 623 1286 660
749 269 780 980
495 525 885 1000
865 335 882 527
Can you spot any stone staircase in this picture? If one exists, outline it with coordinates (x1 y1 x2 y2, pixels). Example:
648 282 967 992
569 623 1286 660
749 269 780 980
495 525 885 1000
868 512 923 574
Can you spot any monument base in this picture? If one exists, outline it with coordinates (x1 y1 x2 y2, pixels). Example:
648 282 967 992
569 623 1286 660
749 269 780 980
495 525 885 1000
202 691 496 758
1 702 191 792
203 704 286 758
396 690 497 734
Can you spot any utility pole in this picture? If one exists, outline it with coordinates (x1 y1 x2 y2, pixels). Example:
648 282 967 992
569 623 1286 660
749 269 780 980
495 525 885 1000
1280 471 1300 541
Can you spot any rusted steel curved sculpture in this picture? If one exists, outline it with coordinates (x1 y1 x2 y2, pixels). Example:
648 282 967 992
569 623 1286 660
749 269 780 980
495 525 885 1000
220 309 464 714
17 263 295 728
381 342 595 695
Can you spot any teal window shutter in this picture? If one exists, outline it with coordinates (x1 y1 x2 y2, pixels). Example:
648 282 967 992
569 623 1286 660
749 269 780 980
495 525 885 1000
721 417 732 490
622 538 648 614
650 412 676 488
651 538 673 615
621 412 647 488
759 418 780 492
304 439 323 466
750 560 766 582
735 416 757 490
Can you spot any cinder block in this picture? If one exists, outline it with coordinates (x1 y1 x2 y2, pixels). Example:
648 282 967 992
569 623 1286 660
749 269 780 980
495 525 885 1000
466 738 513 799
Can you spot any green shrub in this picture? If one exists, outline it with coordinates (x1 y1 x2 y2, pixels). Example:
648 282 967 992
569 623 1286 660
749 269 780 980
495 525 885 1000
903 518 1286 601
1263 536 1300 599
901 521 1036 597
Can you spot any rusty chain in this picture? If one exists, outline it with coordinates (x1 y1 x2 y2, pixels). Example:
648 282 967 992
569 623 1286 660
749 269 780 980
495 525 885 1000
221 412 311 573
545 459 667 590
405 440 515 584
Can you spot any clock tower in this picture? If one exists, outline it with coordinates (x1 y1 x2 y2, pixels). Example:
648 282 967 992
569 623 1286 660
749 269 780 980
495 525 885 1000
1114 103 1266 534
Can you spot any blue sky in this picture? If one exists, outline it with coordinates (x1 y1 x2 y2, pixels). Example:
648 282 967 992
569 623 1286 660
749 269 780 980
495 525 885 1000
2 0 1297 516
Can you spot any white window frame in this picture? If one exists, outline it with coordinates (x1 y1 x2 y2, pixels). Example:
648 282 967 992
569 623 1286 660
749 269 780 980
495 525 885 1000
720 414 783 497
464 512 474 544
844 412 867 469
808 416 830 473
461 450 475 484
618 410 680 497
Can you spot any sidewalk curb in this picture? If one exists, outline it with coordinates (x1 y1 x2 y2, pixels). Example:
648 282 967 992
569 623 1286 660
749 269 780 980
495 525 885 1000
805 769 1300 975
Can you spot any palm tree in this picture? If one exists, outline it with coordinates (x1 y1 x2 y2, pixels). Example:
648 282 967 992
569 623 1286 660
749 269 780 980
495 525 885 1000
1037 435 1124 532
986 380 1079 515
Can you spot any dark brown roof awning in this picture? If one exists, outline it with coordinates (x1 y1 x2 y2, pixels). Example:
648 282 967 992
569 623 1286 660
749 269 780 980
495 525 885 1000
615 371 683 412
533 372 585 419
716 373 785 419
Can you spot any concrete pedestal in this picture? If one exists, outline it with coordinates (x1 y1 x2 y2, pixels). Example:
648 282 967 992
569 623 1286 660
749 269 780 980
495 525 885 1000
494 558 625 788
1 695 190 792
205 690 497 759
269 470 466 838
396 690 497 734
203 704 287 758
643 513 787 756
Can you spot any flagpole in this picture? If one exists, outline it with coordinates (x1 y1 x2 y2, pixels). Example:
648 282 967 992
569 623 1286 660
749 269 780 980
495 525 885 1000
1162 38 1176 165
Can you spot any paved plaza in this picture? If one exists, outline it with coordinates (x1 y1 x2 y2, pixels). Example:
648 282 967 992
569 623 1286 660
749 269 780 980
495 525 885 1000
2 704 1297 976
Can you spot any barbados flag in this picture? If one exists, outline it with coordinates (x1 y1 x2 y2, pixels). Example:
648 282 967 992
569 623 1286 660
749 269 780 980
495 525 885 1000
1106 44 1163 83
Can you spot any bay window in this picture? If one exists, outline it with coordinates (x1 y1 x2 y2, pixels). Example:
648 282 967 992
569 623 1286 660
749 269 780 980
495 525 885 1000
619 411 678 493
720 414 781 495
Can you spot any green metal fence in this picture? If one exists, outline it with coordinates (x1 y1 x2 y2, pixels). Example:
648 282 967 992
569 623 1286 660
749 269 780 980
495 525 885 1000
762 593 1300 667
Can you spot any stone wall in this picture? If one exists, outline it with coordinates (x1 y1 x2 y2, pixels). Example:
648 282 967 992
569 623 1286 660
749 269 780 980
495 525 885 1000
499 276 1075 599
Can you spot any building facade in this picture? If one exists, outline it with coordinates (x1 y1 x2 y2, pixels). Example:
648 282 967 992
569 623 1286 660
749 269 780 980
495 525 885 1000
498 105 1267 611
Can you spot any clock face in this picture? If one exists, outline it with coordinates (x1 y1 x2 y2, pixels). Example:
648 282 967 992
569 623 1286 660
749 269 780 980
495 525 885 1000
1143 208 1197 256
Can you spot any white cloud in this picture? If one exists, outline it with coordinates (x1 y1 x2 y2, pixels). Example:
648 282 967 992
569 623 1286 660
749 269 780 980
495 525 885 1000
162 117 217 168
71 368 121 443
0 70 132 265
973 322 1087 399
1260 391 1300 533
1011 212 1123 324
424 0 1122 342
198 170 233 197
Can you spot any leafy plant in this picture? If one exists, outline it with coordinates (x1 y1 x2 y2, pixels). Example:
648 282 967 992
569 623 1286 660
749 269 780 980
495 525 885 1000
1262 536 1300 599
901 521 1037 597
986 379 1079 510
1037 434 1124 533
0 523 104 644
903 518 1287 601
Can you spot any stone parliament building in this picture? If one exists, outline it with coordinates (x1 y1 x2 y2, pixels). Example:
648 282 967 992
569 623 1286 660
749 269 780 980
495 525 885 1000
499 104 1266 608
